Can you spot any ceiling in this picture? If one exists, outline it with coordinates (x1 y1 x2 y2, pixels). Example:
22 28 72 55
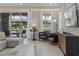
0 3 63 8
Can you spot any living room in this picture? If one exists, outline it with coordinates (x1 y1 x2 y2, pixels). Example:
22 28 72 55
0 3 79 56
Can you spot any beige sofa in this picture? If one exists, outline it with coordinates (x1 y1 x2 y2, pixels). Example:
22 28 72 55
0 32 19 50
0 44 35 56
0 32 19 55
0 32 35 56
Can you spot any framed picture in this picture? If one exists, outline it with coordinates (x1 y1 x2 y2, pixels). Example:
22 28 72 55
64 4 78 27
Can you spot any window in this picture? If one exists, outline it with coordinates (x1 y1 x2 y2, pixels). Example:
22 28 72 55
9 13 28 37
11 13 28 30
42 13 52 31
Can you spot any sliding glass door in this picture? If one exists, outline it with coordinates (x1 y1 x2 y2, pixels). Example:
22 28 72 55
9 13 28 37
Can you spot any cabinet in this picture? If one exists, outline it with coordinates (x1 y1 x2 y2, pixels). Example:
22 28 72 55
58 33 79 56
58 34 66 55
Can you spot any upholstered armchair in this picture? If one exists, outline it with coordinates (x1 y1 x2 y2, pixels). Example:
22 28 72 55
48 33 58 45
39 31 50 40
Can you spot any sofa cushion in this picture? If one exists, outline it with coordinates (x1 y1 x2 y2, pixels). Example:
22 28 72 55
48 38 54 41
6 40 19 48
0 45 23 56
0 41 6 51
0 32 6 41
0 39 5 41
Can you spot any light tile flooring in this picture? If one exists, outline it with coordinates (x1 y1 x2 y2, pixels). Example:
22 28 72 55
24 39 63 56
0 38 63 56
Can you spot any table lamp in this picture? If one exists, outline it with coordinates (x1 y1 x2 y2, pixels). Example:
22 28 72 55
32 23 37 31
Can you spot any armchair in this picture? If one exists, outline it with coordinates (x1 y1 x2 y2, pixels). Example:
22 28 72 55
48 33 58 45
39 31 50 41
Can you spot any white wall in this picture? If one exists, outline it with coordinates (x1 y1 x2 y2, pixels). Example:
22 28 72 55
31 10 41 40
31 9 59 32
51 11 59 33
58 4 65 33
26 10 32 40
28 9 59 40
51 22 57 33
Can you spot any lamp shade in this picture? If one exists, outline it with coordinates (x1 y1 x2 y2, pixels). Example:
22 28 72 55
32 23 37 28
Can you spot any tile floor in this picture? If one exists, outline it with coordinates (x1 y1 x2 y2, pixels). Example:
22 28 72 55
24 39 63 56
0 38 63 56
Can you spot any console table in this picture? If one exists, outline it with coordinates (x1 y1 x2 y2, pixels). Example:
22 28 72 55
58 32 79 56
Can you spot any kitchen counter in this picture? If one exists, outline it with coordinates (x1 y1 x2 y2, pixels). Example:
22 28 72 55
59 32 77 37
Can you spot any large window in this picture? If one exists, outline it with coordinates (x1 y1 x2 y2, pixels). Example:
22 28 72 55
42 13 52 31
9 13 28 37
11 13 27 30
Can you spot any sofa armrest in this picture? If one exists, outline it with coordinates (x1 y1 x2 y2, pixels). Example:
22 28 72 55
0 44 23 56
0 41 6 51
6 40 19 48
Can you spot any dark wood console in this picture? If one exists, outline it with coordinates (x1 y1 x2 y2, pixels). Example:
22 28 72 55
58 32 79 56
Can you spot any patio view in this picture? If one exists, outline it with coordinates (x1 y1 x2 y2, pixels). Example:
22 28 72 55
42 13 51 31
10 13 27 37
